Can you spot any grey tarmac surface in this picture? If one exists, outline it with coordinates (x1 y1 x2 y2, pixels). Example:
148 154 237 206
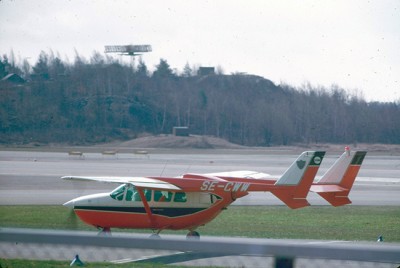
0 149 399 205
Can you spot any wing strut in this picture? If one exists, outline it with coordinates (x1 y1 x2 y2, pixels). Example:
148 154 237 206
137 188 156 228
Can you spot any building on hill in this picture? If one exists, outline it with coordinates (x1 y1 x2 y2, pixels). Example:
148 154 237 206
1 73 26 85
197 67 215 76
173 126 189 136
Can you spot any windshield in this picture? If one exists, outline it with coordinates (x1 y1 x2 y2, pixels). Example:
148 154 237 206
110 184 126 201
109 184 148 202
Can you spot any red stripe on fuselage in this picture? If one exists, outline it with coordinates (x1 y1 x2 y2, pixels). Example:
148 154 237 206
75 201 229 231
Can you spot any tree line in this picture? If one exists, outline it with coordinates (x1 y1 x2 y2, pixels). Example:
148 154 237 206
0 51 399 146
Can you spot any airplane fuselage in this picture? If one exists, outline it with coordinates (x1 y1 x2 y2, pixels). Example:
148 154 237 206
64 184 239 231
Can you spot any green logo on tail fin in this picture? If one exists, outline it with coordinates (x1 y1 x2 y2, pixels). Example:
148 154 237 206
296 160 306 169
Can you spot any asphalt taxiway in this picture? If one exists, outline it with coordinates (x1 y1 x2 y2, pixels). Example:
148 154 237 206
0 149 399 206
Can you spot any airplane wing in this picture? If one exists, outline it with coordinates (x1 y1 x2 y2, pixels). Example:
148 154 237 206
205 170 272 179
310 185 347 193
62 176 181 191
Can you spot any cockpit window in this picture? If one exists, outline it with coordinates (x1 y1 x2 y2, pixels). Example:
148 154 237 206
110 184 126 201
126 185 142 201
110 185 187 203
154 191 173 202
110 184 142 201
144 189 152 201
173 192 187 203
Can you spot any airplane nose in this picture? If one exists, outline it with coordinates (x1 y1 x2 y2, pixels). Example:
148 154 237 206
63 200 74 208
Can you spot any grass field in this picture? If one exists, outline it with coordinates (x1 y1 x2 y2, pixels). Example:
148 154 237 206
1 205 399 242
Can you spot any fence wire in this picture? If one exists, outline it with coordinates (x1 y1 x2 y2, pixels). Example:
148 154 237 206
1 228 399 268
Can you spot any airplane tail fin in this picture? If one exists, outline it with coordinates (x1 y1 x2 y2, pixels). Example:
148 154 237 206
271 151 325 209
310 147 367 206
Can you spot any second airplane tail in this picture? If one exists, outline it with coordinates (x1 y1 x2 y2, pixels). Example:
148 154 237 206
271 151 325 209
310 147 367 206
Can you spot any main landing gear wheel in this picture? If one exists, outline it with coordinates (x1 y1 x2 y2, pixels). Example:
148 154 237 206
186 231 200 240
149 233 161 239
98 227 111 236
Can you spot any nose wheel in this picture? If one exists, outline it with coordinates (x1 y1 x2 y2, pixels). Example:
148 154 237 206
186 231 200 240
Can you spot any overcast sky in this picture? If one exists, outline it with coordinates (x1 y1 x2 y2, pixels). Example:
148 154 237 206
1 0 399 102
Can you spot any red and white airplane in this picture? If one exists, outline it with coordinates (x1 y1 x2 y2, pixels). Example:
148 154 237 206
63 148 366 238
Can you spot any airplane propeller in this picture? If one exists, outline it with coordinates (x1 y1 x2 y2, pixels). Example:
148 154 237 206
63 171 88 230
66 207 79 229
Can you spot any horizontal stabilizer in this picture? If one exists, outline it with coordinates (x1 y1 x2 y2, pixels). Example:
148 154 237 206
316 192 351 206
310 185 347 193
271 192 310 209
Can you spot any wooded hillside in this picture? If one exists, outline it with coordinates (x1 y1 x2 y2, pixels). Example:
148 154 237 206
1 51 399 146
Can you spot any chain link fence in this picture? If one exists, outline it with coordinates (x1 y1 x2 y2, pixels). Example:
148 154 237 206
1 228 399 267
